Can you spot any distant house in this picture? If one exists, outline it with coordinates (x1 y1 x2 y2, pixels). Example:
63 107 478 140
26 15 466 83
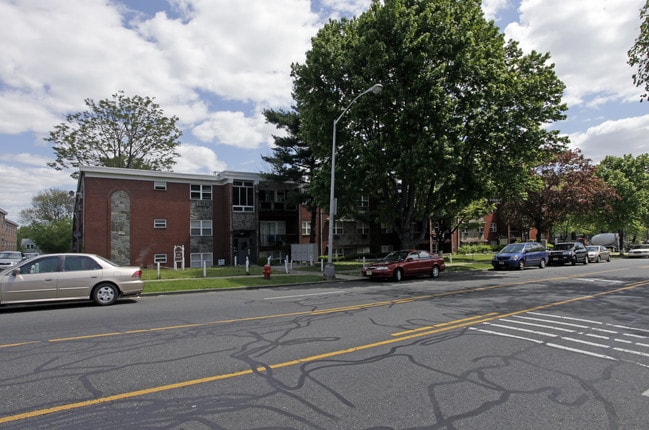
20 238 40 254
0 208 19 251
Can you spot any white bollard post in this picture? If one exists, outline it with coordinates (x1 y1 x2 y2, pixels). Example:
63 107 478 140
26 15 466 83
157 262 161 279
246 256 250 275
203 261 207 277
285 255 289 273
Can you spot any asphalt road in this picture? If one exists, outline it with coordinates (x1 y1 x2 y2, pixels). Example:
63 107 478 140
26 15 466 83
2 258 649 429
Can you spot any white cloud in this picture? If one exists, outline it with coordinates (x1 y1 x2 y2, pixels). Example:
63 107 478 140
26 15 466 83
317 0 372 18
504 0 644 107
174 144 227 173
568 114 649 163
482 0 511 21
0 0 319 138
192 111 278 149
0 158 76 224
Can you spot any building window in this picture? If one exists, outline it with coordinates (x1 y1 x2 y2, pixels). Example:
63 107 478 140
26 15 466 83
334 221 344 235
153 181 167 191
190 253 213 268
359 195 369 207
381 223 393 234
301 221 311 236
357 222 369 234
357 247 370 256
154 219 167 229
490 223 497 233
154 254 167 264
190 220 213 236
260 221 286 246
190 184 212 200
381 245 393 254
233 180 254 212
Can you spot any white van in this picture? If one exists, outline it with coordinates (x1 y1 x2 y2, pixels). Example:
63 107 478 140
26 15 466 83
0 251 24 269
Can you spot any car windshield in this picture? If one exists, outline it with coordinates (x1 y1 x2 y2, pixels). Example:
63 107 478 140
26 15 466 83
553 243 573 250
381 251 410 262
500 244 525 253
0 252 21 259
586 246 599 251
631 244 649 249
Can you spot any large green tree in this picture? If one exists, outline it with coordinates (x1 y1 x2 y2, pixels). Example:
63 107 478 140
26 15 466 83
46 91 182 177
261 108 319 243
18 188 75 253
629 0 649 101
292 0 568 249
498 150 618 242
594 154 649 248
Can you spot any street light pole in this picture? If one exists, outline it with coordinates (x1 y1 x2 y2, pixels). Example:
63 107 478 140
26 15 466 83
324 83 383 280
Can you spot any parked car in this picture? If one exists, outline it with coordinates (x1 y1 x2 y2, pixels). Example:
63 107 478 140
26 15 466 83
492 242 548 270
0 251 24 269
548 242 589 265
586 245 611 263
627 244 649 258
362 249 445 281
0 253 143 306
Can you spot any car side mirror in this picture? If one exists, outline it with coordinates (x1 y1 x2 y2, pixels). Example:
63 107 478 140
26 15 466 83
11 268 20 276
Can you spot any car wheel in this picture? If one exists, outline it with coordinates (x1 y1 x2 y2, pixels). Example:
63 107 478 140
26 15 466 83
607 255 611 262
583 256 589 265
596 256 601 263
430 265 440 278
92 283 118 306
571 257 577 266
539 258 546 269
518 260 525 270
394 268 403 281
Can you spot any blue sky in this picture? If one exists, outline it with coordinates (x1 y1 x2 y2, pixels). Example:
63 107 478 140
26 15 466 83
1 0 647 224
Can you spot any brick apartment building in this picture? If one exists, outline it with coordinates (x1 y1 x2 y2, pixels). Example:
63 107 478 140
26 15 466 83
0 208 19 251
72 166 533 267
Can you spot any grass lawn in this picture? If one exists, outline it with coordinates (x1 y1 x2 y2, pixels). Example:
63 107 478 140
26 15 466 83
140 255 494 294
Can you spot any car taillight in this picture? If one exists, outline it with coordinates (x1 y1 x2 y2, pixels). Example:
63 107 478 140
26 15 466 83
132 270 142 278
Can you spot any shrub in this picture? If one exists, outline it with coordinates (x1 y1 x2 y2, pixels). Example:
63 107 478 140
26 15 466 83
457 244 493 254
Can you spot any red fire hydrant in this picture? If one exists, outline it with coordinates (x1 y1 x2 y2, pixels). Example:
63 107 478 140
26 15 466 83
263 264 272 279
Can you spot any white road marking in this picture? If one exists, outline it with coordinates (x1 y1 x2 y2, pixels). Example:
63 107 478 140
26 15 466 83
529 312 603 325
562 337 609 348
574 278 624 284
264 290 345 299
614 347 649 358
513 315 588 328
483 323 558 337
546 343 617 361
469 328 543 344
502 318 576 332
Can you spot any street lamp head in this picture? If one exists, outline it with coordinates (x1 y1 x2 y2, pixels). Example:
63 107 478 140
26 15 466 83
370 83 383 94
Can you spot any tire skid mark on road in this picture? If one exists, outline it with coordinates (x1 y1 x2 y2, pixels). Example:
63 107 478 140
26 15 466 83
0 268 640 350
1 279 649 424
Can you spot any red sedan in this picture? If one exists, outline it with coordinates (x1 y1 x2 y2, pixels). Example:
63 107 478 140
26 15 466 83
362 249 446 281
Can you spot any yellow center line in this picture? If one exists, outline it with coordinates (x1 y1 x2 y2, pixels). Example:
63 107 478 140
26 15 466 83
0 267 635 348
1 277 648 424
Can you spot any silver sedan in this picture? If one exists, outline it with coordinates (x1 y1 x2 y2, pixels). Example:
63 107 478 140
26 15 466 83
0 253 143 306
586 245 611 263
